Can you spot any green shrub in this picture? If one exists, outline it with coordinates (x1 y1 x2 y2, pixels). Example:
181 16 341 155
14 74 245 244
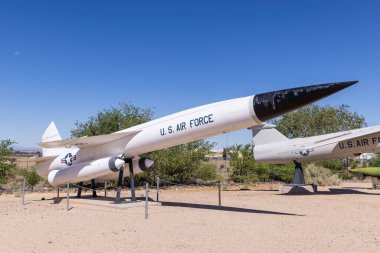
369 154 380 167
269 165 294 183
255 164 270 182
315 160 344 172
147 140 215 184
194 163 218 181
20 169 42 186
0 140 18 184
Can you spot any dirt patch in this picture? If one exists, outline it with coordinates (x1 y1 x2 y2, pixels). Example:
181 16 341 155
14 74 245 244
0 182 379 253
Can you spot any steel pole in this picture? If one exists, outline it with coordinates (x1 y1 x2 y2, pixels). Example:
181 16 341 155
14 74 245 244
66 181 69 211
156 177 160 202
218 180 221 208
145 183 149 219
22 178 26 205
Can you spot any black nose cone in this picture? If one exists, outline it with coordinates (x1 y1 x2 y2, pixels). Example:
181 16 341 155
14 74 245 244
253 80 358 122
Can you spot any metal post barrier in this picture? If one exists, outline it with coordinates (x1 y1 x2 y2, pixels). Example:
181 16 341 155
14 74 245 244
156 177 160 202
218 180 221 208
145 183 149 220
66 181 70 211
22 177 26 205
104 181 107 197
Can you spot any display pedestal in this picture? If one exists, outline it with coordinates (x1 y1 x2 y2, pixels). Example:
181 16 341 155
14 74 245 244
280 184 318 194
279 161 317 194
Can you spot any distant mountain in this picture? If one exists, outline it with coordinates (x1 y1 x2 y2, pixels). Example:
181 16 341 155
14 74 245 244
11 145 42 152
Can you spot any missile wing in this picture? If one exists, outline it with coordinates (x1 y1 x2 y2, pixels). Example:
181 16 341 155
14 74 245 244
16 156 58 163
305 126 380 149
38 130 141 149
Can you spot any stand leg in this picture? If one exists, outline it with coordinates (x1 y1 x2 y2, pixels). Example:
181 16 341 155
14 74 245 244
104 181 107 197
279 161 317 194
128 159 136 202
115 167 124 204
77 182 83 198
91 179 97 198
292 161 306 185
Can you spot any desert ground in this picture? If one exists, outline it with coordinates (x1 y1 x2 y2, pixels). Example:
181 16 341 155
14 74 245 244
1 182 380 253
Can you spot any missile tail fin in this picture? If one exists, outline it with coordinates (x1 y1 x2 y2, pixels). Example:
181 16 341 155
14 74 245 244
42 121 62 143
41 121 68 157
251 125 288 146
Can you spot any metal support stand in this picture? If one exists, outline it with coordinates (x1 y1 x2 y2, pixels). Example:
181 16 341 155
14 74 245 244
57 187 60 198
77 182 83 198
91 179 97 198
104 181 107 197
128 159 136 202
115 166 124 204
279 161 317 194
292 161 306 185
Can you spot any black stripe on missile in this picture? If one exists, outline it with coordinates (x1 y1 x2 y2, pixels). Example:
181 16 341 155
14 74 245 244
253 81 358 122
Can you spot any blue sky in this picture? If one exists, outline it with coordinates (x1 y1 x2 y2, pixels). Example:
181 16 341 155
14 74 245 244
0 0 379 149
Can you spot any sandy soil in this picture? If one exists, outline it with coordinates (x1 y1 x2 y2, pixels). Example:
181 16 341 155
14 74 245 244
1 182 380 253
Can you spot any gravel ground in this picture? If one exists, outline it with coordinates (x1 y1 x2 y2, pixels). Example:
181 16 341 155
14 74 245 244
0 182 379 253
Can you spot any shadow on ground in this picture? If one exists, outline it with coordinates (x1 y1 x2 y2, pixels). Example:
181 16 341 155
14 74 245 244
283 188 380 196
41 195 156 204
341 186 374 190
223 189 278 192
161 201 304 216
319 188 380 195
37 195 303 216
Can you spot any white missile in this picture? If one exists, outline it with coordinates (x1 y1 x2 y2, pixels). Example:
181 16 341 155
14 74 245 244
48 157 125 186
32 80 356 186
252 124 380 164
47 157 154 186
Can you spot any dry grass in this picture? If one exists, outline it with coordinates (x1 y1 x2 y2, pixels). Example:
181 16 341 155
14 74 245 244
305 164 341 186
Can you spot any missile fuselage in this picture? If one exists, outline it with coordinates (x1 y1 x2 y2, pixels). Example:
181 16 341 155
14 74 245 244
351 167 380 177
255 126 380 164
121 96 260 156
119 81 357 157
48 156 125 186
46 156 154 186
